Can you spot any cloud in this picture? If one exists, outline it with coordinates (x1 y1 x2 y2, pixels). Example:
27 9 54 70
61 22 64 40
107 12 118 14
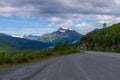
48 20 74 28
95 15 120 25
10 0 120 27
47 17 63 22
58 20 74 28
0 0 120 34
48 23 56 27
0 0 120 17
74 22 96 34
0 0 120 23
75 22 93 28
0 6 21 17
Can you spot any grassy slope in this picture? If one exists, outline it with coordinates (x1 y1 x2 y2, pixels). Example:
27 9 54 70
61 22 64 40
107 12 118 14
0 34 80 67
0 34 51 52
80 23 120 53
0 36 19 52
0 46 80 67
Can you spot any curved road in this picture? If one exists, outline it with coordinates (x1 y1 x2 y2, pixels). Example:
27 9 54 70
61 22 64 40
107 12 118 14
0 51 120 80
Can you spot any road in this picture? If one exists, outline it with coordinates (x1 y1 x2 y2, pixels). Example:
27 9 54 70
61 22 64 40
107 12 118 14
0 51 120 80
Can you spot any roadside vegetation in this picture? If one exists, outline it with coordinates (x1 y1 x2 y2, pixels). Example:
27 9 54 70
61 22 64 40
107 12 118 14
80 23 120 53
0 41 79 66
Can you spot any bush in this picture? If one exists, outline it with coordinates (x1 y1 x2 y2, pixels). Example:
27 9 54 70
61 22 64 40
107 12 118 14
0 44 80 65
80 23 120 53
59 49 80 55
115 48 120 53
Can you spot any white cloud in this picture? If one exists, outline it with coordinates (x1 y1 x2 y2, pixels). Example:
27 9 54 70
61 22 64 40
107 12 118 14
48 23 56 27
0 6 21 17
75 22 93 28
0 0 120 17
1 0 120 35
114 0 120 5
48 20 96 34
94 15 120 25
73 22 96 34
58 20 74 28
0 0 120 26
47 17 64 22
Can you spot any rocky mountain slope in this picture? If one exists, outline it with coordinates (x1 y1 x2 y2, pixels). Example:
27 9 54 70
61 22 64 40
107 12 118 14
40 27 83 44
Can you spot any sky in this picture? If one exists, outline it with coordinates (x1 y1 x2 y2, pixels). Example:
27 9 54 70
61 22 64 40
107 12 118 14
0 0 120 36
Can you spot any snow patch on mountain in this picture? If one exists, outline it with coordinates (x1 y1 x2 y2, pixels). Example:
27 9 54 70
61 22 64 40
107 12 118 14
12 34 24 38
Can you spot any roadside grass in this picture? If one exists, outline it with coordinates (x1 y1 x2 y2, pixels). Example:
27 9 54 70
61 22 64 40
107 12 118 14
0 48 80 68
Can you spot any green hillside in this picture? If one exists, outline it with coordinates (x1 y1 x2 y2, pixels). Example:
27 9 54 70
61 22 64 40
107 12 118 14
0 34 51 52
80 23 120 53
0 41 79 65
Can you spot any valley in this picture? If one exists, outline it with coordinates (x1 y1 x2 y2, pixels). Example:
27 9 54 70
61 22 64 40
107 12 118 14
0 0 120 80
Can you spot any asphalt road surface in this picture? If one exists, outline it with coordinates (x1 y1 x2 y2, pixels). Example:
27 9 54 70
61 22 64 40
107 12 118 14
0 51 120 80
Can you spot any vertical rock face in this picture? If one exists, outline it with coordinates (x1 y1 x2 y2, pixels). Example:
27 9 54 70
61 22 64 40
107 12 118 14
79 23 120 53
40 27 83 44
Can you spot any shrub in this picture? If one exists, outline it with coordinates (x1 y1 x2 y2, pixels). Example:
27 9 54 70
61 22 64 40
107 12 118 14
0 44 80 65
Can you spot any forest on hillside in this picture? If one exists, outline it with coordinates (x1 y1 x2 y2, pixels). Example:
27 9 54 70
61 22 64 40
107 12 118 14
80 23 120 53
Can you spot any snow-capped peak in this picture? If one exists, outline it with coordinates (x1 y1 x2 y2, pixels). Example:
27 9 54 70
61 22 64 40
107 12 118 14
11 34 24 38
69 28 73 31
58 27 74 33
58 27 68 32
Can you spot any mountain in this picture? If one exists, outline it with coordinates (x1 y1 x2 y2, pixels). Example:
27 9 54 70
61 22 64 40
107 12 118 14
11 34 24 38
40 27 83 44
23 35 40 40
0 33 51 52
80 23 120 53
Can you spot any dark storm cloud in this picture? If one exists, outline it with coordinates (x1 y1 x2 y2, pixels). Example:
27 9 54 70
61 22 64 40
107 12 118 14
0 0 120 17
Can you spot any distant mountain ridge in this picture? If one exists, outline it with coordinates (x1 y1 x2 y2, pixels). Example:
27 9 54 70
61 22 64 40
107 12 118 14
40 27 83 44
0 33 51 52
23 35 40 40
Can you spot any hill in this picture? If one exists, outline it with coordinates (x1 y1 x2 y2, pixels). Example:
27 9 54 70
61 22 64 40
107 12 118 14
80 23 120 53
0 33 51 52
40 27 83 45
